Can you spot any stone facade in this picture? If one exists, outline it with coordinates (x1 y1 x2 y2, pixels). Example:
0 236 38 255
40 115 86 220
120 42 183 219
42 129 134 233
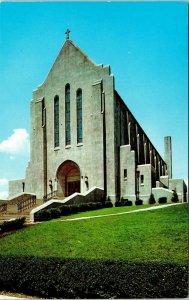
9 38 187 204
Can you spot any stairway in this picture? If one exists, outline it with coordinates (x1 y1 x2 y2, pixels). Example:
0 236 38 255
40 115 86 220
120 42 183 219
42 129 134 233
0 199 43 223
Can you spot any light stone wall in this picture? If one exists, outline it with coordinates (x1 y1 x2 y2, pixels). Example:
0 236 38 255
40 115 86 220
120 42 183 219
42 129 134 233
164 136 172 178
23 40 116 200
160 175 169 188
8 179 25 198
152 187 173 203
120 145 136 201
137 164 152 203
168 179 187 202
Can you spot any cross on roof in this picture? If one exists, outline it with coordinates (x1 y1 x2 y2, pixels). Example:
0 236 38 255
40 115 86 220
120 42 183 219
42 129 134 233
65 28 71 40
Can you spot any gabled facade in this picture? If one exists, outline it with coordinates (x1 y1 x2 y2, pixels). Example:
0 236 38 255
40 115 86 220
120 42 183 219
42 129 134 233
9 38 187 204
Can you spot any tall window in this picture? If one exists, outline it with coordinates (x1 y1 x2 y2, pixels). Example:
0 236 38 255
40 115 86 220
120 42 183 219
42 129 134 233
140 175 144 184
76 89 82 143
65 84 71 145
124 169 127 180
54 96 59 147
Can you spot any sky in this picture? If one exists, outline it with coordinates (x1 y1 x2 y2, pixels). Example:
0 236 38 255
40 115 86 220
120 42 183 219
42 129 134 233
0 1 188 199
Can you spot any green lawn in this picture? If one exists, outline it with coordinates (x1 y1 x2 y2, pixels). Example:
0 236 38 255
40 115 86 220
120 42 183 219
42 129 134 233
0 204 188 264
57 203 159 220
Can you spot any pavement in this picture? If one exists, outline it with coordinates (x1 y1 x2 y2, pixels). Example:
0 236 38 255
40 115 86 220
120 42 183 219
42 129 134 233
0 297 24 299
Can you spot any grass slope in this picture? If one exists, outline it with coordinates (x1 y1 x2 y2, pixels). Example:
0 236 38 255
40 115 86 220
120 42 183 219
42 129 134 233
0 204 188 264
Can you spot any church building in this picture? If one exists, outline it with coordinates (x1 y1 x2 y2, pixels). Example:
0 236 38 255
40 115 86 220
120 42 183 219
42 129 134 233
9 32 187 204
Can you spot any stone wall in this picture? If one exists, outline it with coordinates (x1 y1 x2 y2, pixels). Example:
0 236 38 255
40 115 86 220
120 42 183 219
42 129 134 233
137 164 152 204
152 187 173 203
24 40 114 199
168 179 187 202
8 179 25 198
120 145 136 201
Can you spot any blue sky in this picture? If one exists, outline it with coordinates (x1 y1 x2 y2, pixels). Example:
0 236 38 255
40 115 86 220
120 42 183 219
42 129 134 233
0 2 188 199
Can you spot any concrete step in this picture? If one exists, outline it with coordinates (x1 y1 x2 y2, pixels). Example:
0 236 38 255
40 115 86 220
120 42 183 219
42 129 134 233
0 200 44 223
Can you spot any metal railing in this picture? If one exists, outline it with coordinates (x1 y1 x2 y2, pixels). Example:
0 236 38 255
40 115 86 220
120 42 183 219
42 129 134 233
43 191 57 203
0 203 7 215
17 195 36 213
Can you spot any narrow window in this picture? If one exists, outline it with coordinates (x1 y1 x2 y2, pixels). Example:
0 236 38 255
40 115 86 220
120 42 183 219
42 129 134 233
65 84 71 145
42 98 45 127
141 175 144 184
124 169 127 180
76 89 82 143
54 96 59 147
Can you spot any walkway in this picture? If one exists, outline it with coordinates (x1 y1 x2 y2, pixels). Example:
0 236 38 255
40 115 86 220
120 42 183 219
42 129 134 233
61 203 183 222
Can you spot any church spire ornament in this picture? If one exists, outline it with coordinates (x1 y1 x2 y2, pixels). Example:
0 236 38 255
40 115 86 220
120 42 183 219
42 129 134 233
65 28 71 40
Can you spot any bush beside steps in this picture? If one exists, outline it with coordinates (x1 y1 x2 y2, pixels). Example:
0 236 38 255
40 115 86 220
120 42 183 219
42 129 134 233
0 217 26 234
35 202 104 222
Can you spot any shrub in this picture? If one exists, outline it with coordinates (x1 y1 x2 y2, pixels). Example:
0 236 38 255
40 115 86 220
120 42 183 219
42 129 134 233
115 201 122 207
121 198 127 205
158 197 167 204
104 201 113 208
0 255 187 299
49 208 61 219
171 190 179 203
95 202 103 209
0 217 26 234
77 203 88 212
70 204 79 214
35 210 52 221
35 201 104 222
124 200 133 206
60 205 71 216
121 198 133 206
149 193 156 204
135 199 143 206
86 202 97 210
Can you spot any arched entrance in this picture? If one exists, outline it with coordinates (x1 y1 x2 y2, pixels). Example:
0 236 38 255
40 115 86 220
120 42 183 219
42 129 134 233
56 160 80 198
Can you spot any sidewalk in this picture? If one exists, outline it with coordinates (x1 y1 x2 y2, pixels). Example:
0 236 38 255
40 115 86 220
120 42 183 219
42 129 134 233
0 296 24 299
61 202 183 222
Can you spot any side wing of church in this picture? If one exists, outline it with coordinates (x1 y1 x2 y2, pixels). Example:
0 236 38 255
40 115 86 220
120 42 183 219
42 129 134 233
8 37 187 204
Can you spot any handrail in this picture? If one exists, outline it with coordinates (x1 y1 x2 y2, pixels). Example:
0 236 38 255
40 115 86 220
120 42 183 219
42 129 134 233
0 203 7 215
43 191 57 203
17 195 36 213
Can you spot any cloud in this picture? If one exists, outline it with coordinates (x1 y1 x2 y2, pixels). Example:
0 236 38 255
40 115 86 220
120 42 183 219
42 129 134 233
0 129 30 155
0 178 8 187
0 179 8 199
0 191 8 200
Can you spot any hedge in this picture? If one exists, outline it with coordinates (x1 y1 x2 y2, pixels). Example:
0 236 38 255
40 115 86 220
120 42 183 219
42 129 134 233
115 201 122 207
115 199 133 207
35 202 105 222
0 256 188 299
149 193 156 204
171 190 179 203
0 217 26 234
135 199 143 206
104 201 113 208
158 197 167 204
